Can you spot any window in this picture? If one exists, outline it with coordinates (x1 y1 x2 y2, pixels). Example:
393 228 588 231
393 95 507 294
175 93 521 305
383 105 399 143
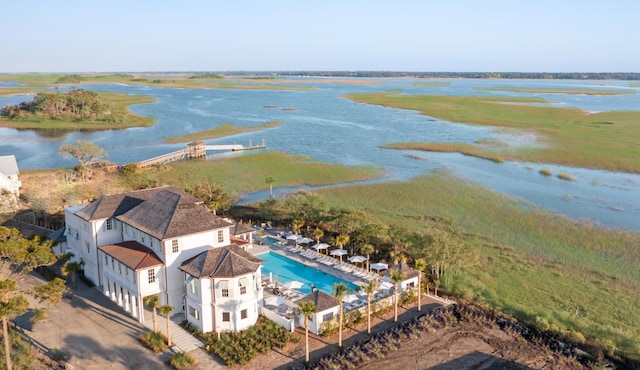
172 239 179 253
118 262 122 275
105 218 114 231
148 269 156 284
219 280 229 297
141 234 146 244
189 306 199 320
189 279 197 294
111 257 115 269
105 255 108 265
222 312 230 322
323 312 334 321
239 277 248 295
217 230 224 243
86 242 90 253
241 309 248 320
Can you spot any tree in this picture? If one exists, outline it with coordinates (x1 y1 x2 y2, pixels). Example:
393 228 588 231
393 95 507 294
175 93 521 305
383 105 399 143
0 278 28 370
360 244 374 272
186 180 234 215
332 282 347 348
159 305 173 346
294 301 316 363
312 228 324 245
61 260 84 289
414 258 427 311
143 294 160 333
0 228 61 370
59 140 107 169
334 234 350 261
265 176 276 199
390 269 406 322
362 279 377 334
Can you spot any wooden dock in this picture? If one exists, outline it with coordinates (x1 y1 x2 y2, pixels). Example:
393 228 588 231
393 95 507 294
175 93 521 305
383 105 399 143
135 139 266 168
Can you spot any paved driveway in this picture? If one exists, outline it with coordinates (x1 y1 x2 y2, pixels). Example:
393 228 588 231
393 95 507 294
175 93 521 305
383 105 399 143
13 270 169 370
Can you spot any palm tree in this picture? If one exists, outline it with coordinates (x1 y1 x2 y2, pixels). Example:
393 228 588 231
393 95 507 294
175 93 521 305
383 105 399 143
61 260 84 289
362 279 378 334
312 228 324 245
332 282 347 347
414 258 426 311
159 304 173 346
390 269 406 322
360 243 374 272
265 176 276 199
334 234 350 261
294 301 316 363
143 294 160 333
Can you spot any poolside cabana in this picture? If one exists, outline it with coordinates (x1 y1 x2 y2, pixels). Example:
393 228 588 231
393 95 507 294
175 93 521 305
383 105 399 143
381 263 420 292
296 290 340 335
312 243 330 254
330 248 348 263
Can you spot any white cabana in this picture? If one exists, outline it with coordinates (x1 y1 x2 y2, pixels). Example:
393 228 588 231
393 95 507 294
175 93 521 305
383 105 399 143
342 294 359 304
298 237 314 244
330 249 348 263
348 255 367 264
312 243 330 254
370 262 389 272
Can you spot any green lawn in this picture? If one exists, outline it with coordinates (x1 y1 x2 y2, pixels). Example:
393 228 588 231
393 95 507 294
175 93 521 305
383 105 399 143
318 173 640 357
346 93 640 173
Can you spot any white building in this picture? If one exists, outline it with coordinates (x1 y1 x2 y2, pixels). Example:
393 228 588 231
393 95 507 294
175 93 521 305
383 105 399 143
0 155 21 198
63 187 259 330
180 246 264 333
296 290 340 335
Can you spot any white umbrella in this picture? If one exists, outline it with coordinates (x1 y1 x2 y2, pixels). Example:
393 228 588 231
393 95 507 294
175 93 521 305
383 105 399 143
348 255 367 264
298 237 314 244
342 294 359 303
282 280 304 290
330 249 348 263
370 262 389 272
312 243 330 255
264 296 285 307
379 281 393 290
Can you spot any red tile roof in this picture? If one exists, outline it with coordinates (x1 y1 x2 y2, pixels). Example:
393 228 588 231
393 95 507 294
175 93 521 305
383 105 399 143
99 241 163 271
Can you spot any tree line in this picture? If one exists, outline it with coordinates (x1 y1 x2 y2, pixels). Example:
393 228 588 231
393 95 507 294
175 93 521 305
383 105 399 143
235 71 640 80
0 88 112 121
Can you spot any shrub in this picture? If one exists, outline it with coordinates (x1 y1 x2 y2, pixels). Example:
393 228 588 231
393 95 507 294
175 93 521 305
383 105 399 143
139 331 167 353
169 352 195 369
557 172 576 181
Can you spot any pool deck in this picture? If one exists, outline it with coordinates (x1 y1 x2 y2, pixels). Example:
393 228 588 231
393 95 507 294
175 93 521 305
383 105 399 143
251 236 372 292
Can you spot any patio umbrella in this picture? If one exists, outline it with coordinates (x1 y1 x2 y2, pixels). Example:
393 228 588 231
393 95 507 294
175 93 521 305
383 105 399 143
348 255 367 267
312 243 330 255
282 280 304 290
330 248 349 263
342 294 359 304
298 237 314 244
379 281 394 291
370 262 389 272
264 295 285 307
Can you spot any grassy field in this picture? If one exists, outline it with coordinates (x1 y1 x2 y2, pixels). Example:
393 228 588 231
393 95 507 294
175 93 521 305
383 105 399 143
477 87 636 95
318 173 640 357
0 93 156 130
413 81 451 87
164 121 281 143
345 92 640 173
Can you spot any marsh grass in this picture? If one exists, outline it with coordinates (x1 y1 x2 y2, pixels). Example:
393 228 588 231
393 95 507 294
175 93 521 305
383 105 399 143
413 81 451 87
557 172 576 181
156 151 384 193
164 121 281 143
318 173 640 356
346 92 640 173
539 168 553 176
382 142 505 163
476 87 636 95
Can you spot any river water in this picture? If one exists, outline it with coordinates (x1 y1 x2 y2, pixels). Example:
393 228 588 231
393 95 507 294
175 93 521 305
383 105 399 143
1 78 638 230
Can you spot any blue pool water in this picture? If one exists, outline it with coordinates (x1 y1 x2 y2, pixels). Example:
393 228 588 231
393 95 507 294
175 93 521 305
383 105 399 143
259 251 359 295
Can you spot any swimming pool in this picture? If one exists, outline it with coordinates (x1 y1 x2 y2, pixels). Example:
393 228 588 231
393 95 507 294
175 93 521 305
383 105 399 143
259 251 359 295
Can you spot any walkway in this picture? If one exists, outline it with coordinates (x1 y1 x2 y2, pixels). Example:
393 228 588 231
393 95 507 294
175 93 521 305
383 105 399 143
143 313 204 353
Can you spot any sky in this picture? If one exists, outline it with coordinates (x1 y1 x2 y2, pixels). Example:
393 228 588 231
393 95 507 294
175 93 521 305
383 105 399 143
1 0 638 73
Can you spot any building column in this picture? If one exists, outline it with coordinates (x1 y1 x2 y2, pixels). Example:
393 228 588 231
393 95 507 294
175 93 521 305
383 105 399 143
111 281 117 302
124 290 130 312
131 296 138 319
117 285 123 306
103 277 110 297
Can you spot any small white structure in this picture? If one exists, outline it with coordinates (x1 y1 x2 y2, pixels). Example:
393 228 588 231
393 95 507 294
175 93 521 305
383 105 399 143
381 263 420 291
296 290 340 335
0 155 21 198
180 246 264 333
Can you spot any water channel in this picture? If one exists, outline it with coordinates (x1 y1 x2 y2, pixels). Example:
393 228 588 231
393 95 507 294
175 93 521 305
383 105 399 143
1 78 638 230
